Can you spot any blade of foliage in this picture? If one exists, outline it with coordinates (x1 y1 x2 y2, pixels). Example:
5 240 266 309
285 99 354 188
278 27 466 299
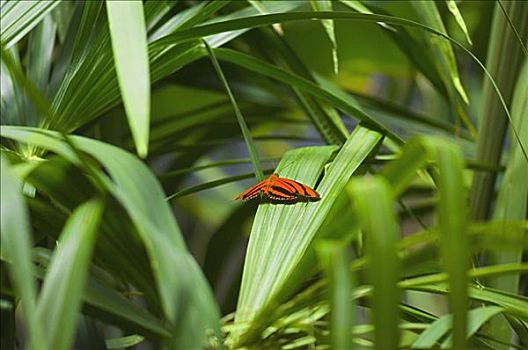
27 15 56 95
0 155 44 349
204 40 264 181
168 169 273 200
381 139 429 197
412 306 503 349
317 240 355 350
105 335 144 349
214 48 398 141
487 58 528 346
255 28 348 145
446 0 473 45
426 138 469 350
504 315 528 347
348 177 401 350
150 10 523 152
0 0 60 48
36 199 103 350
410 1 468 104
234 126 382 347
408 284 528 320
106 0 150 157
234 145 336 341
310 0 338 74
32 246 171 340
442 306 505 349
0 126 222 349
469 0 528 221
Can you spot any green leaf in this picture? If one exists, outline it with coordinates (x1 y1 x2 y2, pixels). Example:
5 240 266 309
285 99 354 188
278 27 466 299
204 40 264 181
411 306 504 349
487 57 528 347
36 199 104 350
0 155 44 349
0 126 222 349
214 48 399 142
347 177 401 350
426 138 470 350
469 1 528 220
234 126 382 347
410 1 469 104
446 0 473 45
317 240 355 350
310 0 338 74
106 0 150 157
106 334 144 349
0 0 60 48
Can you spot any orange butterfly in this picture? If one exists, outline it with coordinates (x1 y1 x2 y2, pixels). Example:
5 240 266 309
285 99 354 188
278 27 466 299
232 173 320 202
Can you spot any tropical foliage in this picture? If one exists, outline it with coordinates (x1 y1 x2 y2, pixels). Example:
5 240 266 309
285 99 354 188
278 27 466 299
1 1 527 349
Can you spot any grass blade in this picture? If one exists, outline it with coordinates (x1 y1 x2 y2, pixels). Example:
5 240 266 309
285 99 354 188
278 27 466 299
36 199 104 350
412 306 504 349
317 241 355 350
411 1 468 104
446 0 473 45
0 155 44 349
106 0 150 157
487 58 528 347
469 1 528 220
428 138 469 350
204 40 264 181
348 177 401 350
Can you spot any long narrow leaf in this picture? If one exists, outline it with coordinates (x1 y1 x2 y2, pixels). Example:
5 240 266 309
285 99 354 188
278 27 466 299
36 199 104 350
348 177 401 350
106 0 150 157
0 155 44 349
204 40 263 181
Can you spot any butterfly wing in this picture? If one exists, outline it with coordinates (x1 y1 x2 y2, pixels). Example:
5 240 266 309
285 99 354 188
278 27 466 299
232 179 268 201
269 177 320 201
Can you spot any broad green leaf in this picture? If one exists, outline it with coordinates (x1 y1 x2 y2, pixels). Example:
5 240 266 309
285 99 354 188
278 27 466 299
0 0 60 48
0 155 44 349
446 0 472 45
234 126 382 347
412 306 504 349
36 199 103 350
317 241 355 350
106 0 150 157
204 41 263 181
348 177 401 350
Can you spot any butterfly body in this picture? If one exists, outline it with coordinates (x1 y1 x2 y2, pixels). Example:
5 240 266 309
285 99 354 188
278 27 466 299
232 173 320 202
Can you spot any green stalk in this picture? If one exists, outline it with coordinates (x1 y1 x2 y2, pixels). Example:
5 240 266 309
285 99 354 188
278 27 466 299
487 59 528 349
469 1 528 220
